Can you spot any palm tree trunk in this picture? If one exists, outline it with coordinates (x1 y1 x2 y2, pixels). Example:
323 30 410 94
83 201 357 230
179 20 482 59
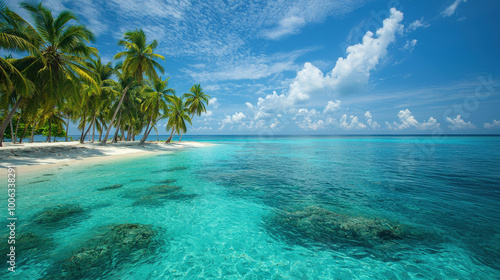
47 121 52 143
101 80 133 145
79 110 87 144
20 123 28 144
83 115 95 143
166 128 175 143
179 131 183 142
156 127 159 142
112 116 121 144
0 97 23 146
120 127 125 141
147 124 155 137
65 116 70 141
30 120 36 143
9 118 14 143
99 127 103 142
139 116 153 144
92 117 95 142
14 115 21 143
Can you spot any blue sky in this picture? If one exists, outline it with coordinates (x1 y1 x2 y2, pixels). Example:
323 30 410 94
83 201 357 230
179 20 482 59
7 0 500 135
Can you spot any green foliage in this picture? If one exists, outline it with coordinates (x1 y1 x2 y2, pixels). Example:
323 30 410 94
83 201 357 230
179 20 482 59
39 123 66 137
0 1 212 144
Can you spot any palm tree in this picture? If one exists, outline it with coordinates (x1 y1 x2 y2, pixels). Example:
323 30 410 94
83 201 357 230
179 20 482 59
0 2 36 146
1 2 96 145
165 95 191 143
79 55 114 143
100 29 165 145
181 84 210 141
184 84 210 116
17 1 97 95
0 1 35 94
139 77 174 144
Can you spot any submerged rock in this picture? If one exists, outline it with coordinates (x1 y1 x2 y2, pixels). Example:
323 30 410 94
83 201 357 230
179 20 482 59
45 223 159 279
151 166 189 173
96 184 123 191
33 204 85 225
147 185 181 194
268 206 406 248
128 185 198 206
134 186 193 206
0 232 53 272
157 178 178 184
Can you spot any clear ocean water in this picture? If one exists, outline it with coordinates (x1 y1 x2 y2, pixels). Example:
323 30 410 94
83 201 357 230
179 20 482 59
3 136 500 279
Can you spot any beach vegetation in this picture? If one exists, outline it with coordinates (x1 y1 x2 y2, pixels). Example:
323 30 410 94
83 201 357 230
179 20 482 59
0 1 210 146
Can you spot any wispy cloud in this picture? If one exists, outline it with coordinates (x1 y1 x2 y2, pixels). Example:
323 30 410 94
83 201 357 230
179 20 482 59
484 120 500 129
262 0 366 40
407 18 430 31
6 0 108 36
442 0 467 17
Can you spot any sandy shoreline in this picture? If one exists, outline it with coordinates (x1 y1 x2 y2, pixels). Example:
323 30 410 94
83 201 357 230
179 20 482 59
0 141 214 175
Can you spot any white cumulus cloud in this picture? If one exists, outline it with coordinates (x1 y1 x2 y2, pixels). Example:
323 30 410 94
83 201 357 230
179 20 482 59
387 109 440 130
323 100 341 113
339 114 366 129
208 98 219 109
446 115 475 130
364 111 380 129
250 8 404 128
325 8 404 94
220 112 246 129
484 120 500 129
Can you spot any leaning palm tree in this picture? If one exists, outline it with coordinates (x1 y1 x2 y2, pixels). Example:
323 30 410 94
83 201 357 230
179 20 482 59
139 77 174 144
100 29 165 145
165 95 191 143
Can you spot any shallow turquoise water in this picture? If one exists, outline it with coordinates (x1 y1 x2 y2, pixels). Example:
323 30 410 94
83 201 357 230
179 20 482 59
3 136 500 279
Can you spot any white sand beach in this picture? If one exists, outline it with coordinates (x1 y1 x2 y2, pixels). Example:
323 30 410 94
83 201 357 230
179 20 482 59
0 141 213 175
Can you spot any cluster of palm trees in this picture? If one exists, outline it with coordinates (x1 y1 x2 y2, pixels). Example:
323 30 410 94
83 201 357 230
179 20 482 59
0 1 210 146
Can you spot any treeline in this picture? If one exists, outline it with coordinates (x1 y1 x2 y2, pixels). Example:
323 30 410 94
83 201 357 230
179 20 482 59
0 1 210 146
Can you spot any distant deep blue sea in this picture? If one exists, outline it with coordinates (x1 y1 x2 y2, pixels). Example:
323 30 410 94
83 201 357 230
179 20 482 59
4 136 500 279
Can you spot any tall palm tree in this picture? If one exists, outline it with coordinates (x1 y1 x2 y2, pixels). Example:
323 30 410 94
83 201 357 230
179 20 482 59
165 95 191 143
184 84 210 117
100 29 165 145
18 1 97 94
139 77 174 144
79 55 114 143
181 84 210 141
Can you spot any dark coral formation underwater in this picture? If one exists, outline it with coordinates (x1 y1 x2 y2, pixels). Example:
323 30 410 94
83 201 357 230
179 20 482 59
43 223 160 279
96 184 123 191
33 204 86 225
266 205 432 260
